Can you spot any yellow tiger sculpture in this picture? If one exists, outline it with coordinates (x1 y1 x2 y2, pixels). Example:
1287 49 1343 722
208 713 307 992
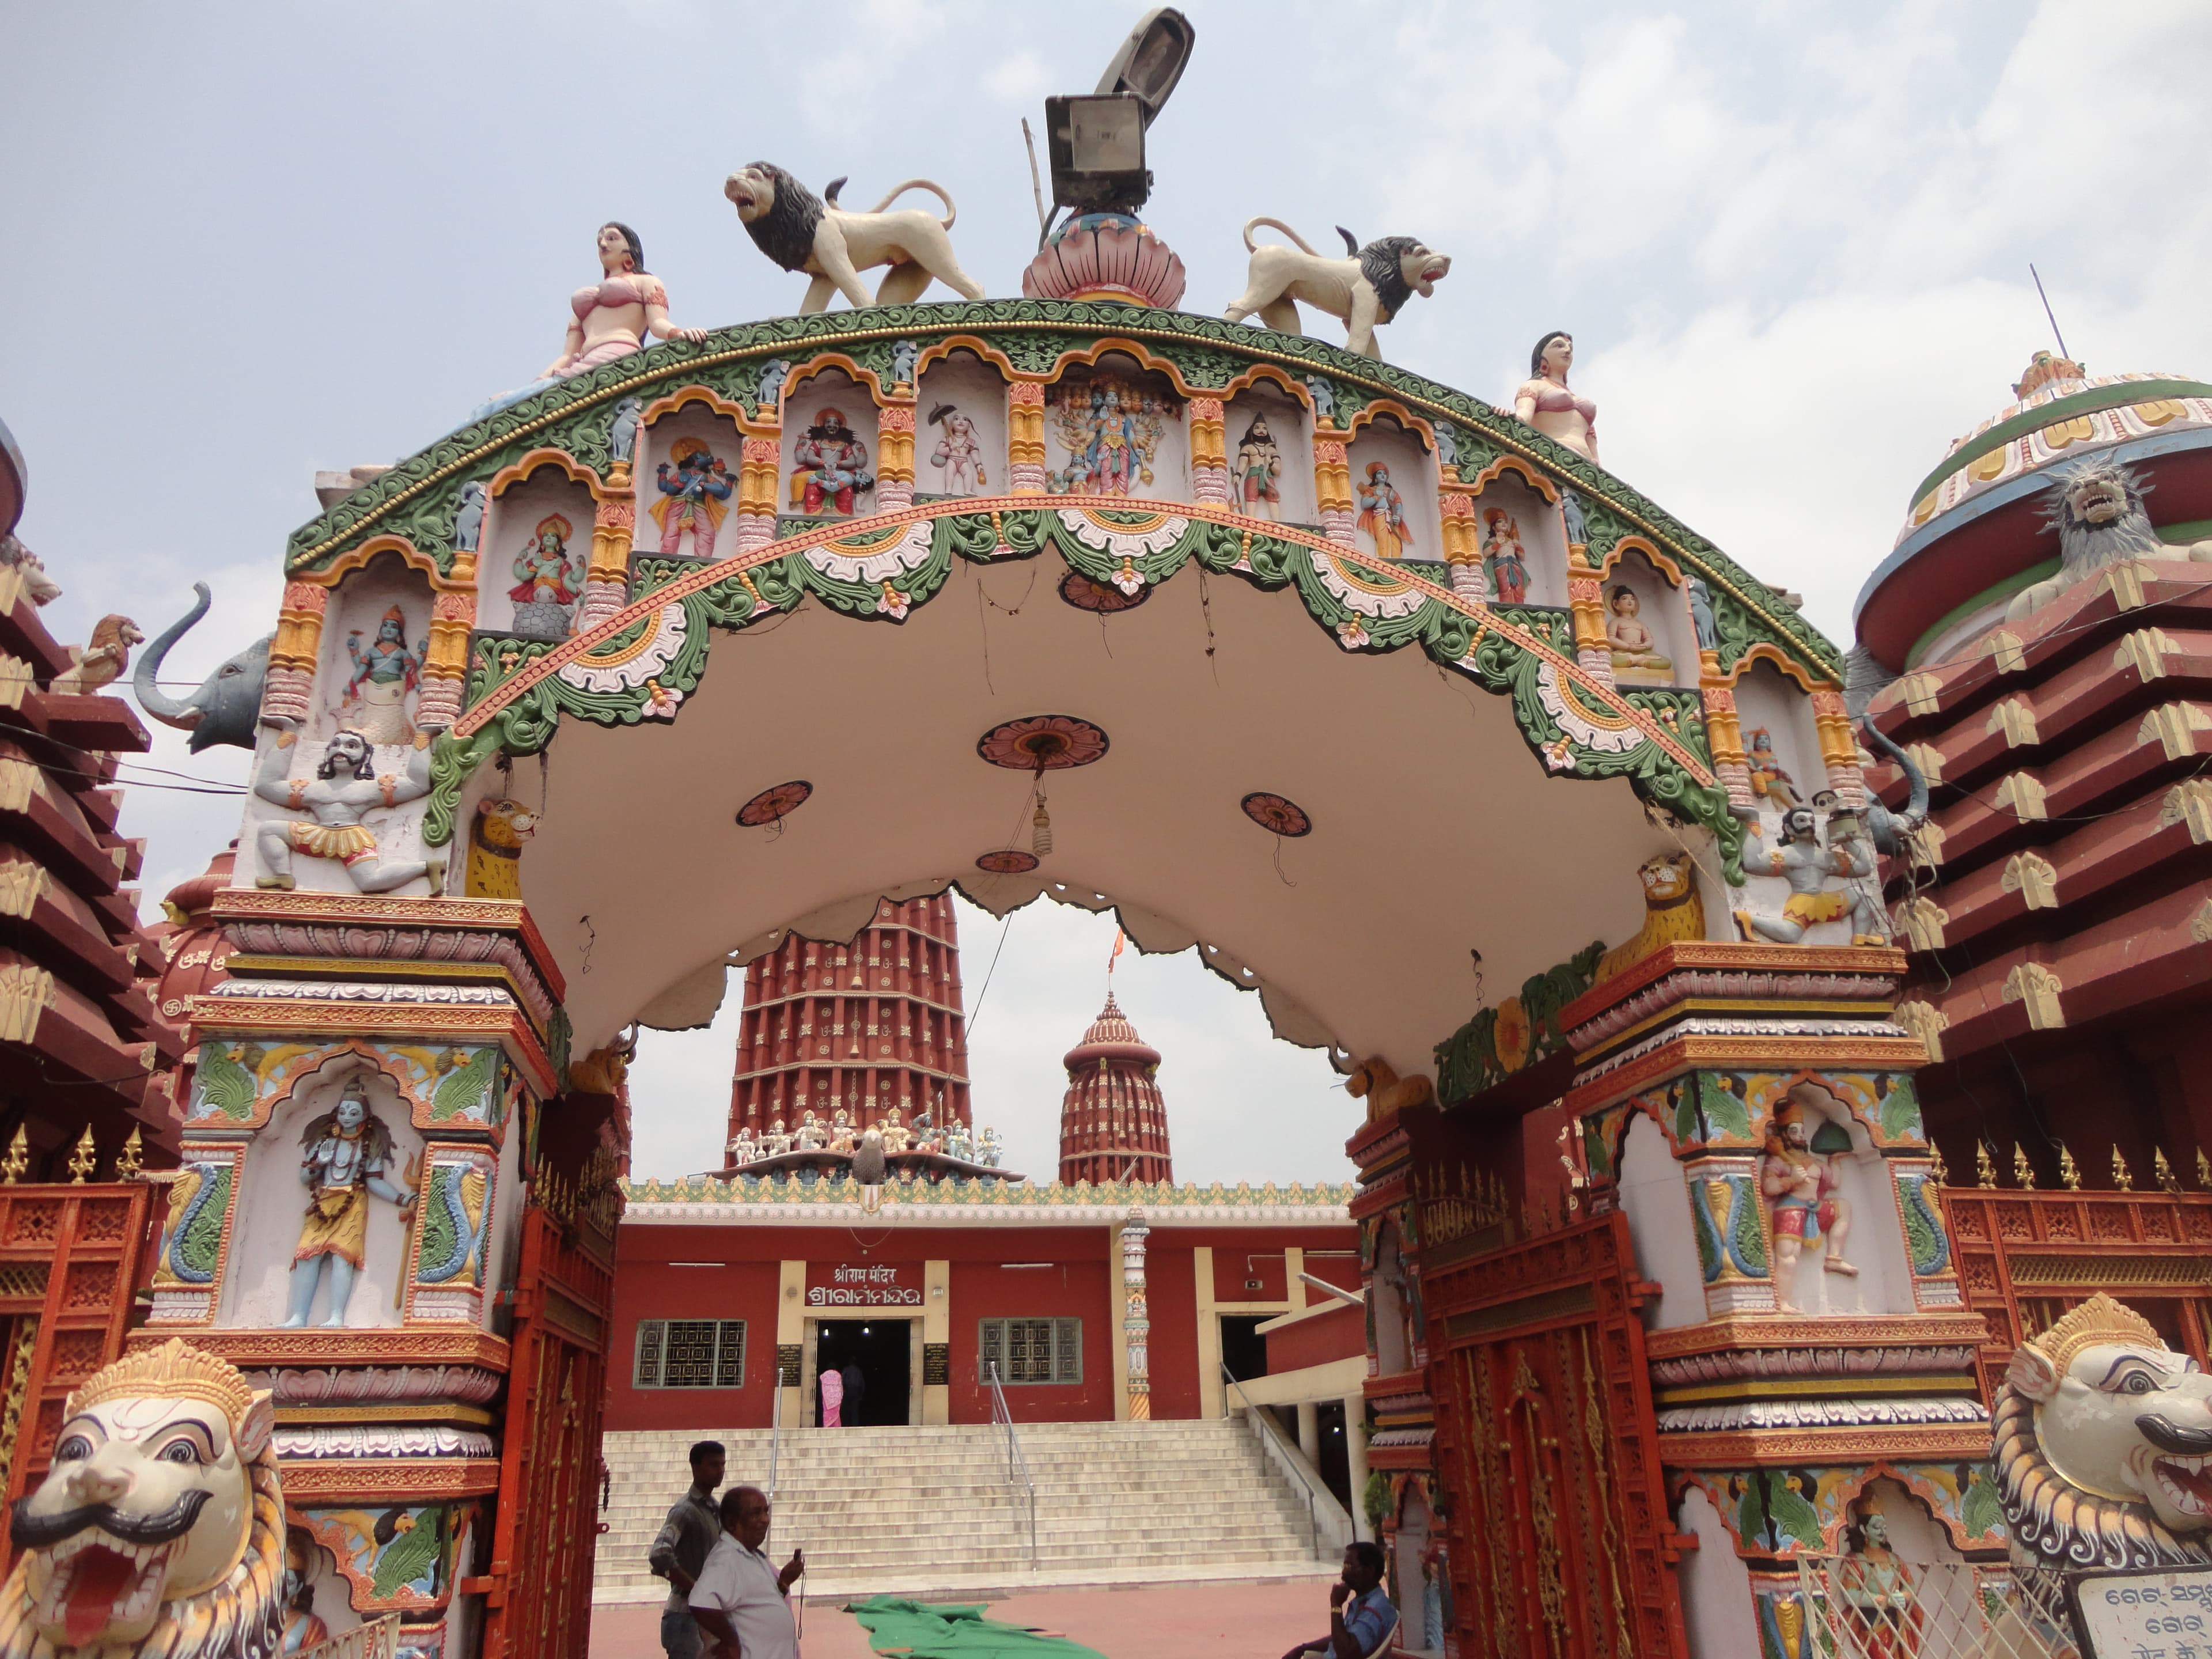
0 1339 286 1658
1595 852 1706 983
464 797 539 900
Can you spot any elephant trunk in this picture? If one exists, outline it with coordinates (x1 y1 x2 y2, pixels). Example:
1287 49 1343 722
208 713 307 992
132 582 211 728
1859 718 1929 836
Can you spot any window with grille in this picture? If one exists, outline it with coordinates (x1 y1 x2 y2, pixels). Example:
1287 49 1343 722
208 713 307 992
634 1320 746 1388
978 1317 1081 1385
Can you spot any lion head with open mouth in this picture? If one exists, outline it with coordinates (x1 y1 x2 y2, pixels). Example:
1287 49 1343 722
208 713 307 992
0 1339 286 1657
1995 1292 2212 1570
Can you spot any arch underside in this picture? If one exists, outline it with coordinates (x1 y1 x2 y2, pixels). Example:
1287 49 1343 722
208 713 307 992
510 532 1684 1067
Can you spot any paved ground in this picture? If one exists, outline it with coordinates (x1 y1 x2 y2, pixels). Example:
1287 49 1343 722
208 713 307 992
590 1576 1338 1659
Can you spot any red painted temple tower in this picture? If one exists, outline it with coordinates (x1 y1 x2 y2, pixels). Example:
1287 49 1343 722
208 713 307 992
1058 991 1174 1185
725 893 971 1153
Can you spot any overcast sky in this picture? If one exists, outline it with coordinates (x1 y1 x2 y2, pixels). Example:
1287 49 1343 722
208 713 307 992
5 2 2206 1183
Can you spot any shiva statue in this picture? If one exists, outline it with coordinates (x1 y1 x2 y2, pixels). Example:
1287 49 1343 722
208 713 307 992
286 1082 414 1328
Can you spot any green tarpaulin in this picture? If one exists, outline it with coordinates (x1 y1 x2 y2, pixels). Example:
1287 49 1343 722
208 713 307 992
842 1595 1109 1659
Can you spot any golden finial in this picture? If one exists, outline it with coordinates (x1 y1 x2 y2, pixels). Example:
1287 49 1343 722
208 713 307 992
2113 1146 2135 1191
65 1127 96 1184
1976 1141 1998 1189
2157 1147 2181 1194
2058 1143 2081 1190
2199 1149 2211 1191
1927 1141 1948 1186
113 1127 144 1181
2013 1143 2035 1190
0 1127 24 1185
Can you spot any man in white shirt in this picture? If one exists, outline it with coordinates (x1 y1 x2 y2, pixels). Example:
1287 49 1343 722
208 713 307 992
689 1485 805 1659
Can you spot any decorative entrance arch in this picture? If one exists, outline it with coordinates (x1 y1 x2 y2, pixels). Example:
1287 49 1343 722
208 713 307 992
149 301 1950 1659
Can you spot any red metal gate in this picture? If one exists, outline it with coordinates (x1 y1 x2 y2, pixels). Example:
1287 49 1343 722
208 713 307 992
0 1181 154 1566
478 1178 615 1659
1423 1210 1688 1659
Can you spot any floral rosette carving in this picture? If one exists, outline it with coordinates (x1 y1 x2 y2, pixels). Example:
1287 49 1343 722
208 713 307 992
557 601 689 695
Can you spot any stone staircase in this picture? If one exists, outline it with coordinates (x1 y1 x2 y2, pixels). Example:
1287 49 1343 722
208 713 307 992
593 1418 1333 1602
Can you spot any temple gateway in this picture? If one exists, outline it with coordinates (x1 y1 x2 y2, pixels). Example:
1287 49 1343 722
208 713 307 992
5 16 2212 1659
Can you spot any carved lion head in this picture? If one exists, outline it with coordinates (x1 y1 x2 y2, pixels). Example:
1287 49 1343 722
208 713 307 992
1995 1293 2212 1568
0 1340 286 1656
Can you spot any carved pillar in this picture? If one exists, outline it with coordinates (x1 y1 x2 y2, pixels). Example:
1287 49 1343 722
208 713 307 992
1567 544 1614 686
1120 1206 1150 1421
418 574 475 730
876 403 916 512
1438 489 1483 603
1811 688 1866 806
1313 431 1354 546
575 476 636 634
1702 655 1755 812
1188 396 1228 505
1007 381 1047 494
734 433 782 554
264 580 328 724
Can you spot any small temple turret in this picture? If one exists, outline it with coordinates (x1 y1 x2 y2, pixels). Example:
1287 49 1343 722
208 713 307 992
1058 991 1173 1185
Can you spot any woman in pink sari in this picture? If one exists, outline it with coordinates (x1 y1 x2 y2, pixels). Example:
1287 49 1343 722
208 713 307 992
820 1363 845 1428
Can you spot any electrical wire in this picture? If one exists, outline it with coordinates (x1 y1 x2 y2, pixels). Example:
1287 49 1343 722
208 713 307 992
962 910 1019 1039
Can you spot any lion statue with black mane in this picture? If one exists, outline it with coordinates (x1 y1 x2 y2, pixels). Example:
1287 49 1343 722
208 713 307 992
1994 1292 2212 1576
0 1339 288 1658
724 162 986 315
2006 455 2205 620
1223 218 1452 361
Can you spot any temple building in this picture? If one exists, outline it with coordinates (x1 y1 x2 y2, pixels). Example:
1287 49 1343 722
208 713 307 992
1057 991 1173 1185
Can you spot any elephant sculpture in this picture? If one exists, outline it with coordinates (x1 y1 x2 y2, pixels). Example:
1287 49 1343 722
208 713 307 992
132 582 272 752
1855 718 1929 857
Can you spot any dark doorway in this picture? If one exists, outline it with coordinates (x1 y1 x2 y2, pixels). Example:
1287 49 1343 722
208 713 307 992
814 1319 912 1426
1317 1399 1350 1509
1219 1314 1269 1382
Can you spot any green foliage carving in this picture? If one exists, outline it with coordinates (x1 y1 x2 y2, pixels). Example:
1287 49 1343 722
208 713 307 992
1433 940 1604 1104
1731 1184 1769 1272
194 1044 258 1121
431 1047 498 1122
1878 1075 1924 1142
1699 1075 1754 1143
418 1167 460 1275
176 1166 231 1279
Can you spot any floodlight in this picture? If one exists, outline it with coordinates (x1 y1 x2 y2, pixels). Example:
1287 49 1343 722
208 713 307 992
1043 8 1195 219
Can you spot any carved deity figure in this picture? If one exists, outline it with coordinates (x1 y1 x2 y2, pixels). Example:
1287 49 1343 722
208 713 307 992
763 1116 790 1156
1233 415 1283 520
1758 1094 1857 1311
1356 463 1411 560
652 438 732 556
729 1125 758 1166
927 403 986 495
879 1108 912 1155
791 408 875 516
281 1526 332 1654
1605 586 1672 680
1513 331 1598 464
286 1083 415 1328
793 1111 826 1152
1734 807 1884 946
253 724 440 895
980 1127 1002 1167
0 1340 287 1657
1481 507 1528 603
508 514 584 612
1746 728 1799 810
946 1122 972 1162
339 605 426 746
828 1109 856 1155
1046 380 1169 495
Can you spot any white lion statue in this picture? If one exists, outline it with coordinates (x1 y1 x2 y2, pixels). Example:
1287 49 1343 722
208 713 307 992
724 163 986 315
1994 1291 2212 1570
1222 219 1451 361
0 1339 288 1658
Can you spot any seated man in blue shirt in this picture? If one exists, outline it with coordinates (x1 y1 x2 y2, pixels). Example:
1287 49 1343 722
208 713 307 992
1283 1542 1398 1659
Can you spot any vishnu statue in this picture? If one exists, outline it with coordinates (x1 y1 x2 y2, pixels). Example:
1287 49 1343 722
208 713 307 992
286 1081 415 1328
1758 1092 1856 1312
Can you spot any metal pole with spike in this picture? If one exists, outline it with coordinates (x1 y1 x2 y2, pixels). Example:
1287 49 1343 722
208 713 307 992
1976 1141 1998 1189
2013 1144 2036 1191
2157 1147 2182 1195
2113 1146 2135 1191
0 1127 25 1185
1929 1141 1948 1186
66 1128 96 1184
2058 1143 2081 1190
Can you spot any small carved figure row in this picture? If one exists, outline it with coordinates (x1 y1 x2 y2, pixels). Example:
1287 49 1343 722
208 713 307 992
732 1105 1003 1167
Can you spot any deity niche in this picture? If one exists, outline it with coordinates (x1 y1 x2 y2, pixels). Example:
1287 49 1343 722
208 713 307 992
926 402 987 495
1746 727 1799 810
1356 462 1414 561
1232 413 1283 521
790 407 876 516
652 437 732 556
1044 376 1177 497
339 604 426 745
507 513 585 639
286 1081 416 1328
1605 585 1673 683
1757 1092 1859 1312
1480 506 1528 602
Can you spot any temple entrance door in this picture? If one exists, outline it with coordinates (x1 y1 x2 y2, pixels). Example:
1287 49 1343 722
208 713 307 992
478 1200 615 1659
1421 1211 1688 1659
811 1316 916 1426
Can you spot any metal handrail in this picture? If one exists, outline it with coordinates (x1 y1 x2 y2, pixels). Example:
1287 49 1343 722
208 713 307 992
767 1361 783 1502
1222 1362 1324 1562
986 1361 1039 1570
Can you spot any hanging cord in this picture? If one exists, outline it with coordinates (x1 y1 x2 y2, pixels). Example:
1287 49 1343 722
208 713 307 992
1271 835 1297 888
964 908 1019 1039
